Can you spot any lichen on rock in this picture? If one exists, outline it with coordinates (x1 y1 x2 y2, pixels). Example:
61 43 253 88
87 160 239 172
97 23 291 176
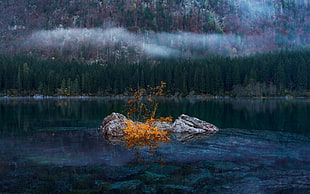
99 112 131 137
99 113 219 143
172 114 219 133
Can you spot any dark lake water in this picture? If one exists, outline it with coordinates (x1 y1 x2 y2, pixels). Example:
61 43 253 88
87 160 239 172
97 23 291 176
0 98 309 193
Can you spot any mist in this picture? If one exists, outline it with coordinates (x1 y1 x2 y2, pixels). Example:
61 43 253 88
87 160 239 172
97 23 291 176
27 28 179 58
23 0 309 60
26 27 307 59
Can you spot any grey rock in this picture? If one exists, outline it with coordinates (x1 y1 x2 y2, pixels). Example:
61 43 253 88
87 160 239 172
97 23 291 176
172 114 218 133
98 112 130 137
99 113 219 142
153 121 173 131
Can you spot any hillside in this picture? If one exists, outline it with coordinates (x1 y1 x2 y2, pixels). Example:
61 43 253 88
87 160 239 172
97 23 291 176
0 0 309 62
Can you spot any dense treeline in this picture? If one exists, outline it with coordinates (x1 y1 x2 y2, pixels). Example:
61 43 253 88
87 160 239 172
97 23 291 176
0 49 309 97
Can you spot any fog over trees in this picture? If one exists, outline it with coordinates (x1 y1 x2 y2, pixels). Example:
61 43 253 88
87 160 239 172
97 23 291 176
0 0 309 62
0 0 309 97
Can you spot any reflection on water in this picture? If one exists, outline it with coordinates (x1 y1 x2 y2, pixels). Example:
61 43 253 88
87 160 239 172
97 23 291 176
0 129 135 166
0 98 126 136
158 98 310 135
0 98 309 136
0 98 309 193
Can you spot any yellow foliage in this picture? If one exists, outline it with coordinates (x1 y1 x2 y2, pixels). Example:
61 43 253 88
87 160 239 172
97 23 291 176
126 81 168 121
124 120 170 149
124 81 172 149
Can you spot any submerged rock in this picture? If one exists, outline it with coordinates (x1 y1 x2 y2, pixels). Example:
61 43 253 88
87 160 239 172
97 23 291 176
171 132 215 142
109 179 143 192
172 114 219 133
140 171 166 184
160 184 194 193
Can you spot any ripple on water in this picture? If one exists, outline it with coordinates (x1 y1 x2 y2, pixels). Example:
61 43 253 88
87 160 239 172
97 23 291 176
0 128 309 193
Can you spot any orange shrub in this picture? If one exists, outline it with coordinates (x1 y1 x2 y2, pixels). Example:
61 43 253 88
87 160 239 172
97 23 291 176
123 82 172 149
124 119 170 149
126 81 167 122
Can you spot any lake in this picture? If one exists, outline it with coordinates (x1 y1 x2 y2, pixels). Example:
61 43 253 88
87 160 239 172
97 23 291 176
0 98 309 193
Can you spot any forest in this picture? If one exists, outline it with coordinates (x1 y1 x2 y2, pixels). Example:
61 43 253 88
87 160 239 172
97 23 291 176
1 0 309 63
0 49 309 97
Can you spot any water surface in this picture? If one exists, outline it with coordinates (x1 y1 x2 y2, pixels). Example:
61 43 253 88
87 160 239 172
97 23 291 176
0 98 309 193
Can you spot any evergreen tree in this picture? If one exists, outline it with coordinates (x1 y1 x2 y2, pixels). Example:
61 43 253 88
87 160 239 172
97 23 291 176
0 49 309 97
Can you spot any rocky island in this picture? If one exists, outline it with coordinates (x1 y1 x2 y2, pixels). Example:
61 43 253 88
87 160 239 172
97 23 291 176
99 112 219 143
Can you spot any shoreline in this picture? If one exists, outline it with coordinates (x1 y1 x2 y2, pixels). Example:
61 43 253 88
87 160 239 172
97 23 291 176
0 95 308 100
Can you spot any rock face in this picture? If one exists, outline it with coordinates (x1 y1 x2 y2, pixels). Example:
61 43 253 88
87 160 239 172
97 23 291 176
153 121 173 131
99 112 130 137
171 114 219 133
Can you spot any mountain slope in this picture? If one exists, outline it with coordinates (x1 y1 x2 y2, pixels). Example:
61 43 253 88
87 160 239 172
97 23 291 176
0 0 309 62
